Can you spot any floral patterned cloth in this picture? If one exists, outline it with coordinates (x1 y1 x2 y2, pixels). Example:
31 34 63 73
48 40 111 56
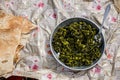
0 0 120 80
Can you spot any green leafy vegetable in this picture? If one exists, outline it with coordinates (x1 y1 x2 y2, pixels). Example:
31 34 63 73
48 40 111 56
52 21 102 67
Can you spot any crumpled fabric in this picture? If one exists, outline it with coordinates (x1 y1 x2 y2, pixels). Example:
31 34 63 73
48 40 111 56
0 0 120 80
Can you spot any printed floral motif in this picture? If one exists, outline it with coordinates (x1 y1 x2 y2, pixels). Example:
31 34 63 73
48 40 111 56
11 1 14 4
111 17 117 22
34 59 38 62
96 4 101 10
25 56 40 71
97 0 101 3
90 0 103 12
47 50 52 55
1 0 119 80
34 1 44 9
62 68 64 71
47 73 52 80
95 65 101 73
32 27 40 37
4 0 15 8
52 13 57 18
46 44 50 48
31 64 39 71
37 2 44 8
107 53 112 59
62 0 74 11
106 49 113 59
33 32 36 37
6 3 9 7
90 65 101 75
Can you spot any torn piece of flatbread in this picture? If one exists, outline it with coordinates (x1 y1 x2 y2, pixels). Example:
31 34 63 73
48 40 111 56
0 10 36 33
0 28 22 75
0 10 36 76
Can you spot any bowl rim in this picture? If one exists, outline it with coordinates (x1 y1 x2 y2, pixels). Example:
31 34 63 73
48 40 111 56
50 17 106 71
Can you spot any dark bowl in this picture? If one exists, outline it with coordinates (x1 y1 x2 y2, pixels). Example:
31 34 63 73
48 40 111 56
50 17 105 71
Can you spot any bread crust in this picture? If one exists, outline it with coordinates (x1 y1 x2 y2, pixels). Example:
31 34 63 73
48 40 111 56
0 10 36 76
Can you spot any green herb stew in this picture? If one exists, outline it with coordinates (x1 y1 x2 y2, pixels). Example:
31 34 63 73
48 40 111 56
52 21 102 67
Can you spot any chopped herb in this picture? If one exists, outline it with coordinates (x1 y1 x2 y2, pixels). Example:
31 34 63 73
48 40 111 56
52 21 102 67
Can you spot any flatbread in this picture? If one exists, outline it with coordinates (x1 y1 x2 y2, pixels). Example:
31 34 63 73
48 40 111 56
0 28 21 75
0 10 36 76
0 10 36 33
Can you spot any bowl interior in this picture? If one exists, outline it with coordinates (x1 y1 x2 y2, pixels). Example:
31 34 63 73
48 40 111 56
50 18 105 70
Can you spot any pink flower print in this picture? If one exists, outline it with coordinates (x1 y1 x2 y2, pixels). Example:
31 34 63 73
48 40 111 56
111 17 117 22
47 73 52 80
62 68 64 71
46 44 50 48
97 0 101 3
33 27 39 37
29 66 31 68
48 50 52 55
38 2 44 8
36 27 40 32
5 1 14 8
95 66 101 73
33 32 36 37
32 64 39 71
6 3 9 7
105 49 112 59
34 59 38 62
96 5 101 10
52 13 57 18
11 2 14 4
34 4 37 6
107 53 112 59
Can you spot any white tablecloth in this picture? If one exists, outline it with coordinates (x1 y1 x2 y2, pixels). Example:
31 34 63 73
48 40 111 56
0 0 120 80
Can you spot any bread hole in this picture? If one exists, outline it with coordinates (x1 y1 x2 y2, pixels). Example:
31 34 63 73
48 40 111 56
2 60 8 63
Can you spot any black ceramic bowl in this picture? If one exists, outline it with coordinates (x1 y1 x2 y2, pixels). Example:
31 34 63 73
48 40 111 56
50 17 105 71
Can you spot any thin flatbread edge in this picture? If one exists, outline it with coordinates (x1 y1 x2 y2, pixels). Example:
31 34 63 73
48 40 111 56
0 10 36 76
